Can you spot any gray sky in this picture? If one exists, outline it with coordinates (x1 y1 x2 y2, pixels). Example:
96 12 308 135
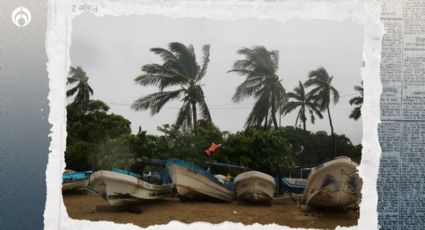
70 14 364 144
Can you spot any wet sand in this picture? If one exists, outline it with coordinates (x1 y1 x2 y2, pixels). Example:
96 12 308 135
64 192 358 229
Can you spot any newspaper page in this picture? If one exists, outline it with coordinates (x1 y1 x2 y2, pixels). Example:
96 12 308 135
378 0 425 228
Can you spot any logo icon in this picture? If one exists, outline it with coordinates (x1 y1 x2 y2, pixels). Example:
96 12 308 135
12 7 31 27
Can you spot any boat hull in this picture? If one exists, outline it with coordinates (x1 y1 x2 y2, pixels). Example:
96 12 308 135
303 156 361 208
282 178 307 194
234 171 275 203
62 178 90 190
167 159 234 202
62 171 91 190
90 170 173 206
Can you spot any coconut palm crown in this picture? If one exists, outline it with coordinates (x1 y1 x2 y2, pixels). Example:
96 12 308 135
282 81 323 131
228 46 286 129
132 42 212 130
349 82 363 120
67 66 94 113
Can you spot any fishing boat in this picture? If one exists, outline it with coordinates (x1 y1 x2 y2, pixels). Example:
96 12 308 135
303 156 361 208
89 169 173 206
282 177 307 194
62 170 91 190
166 158 234 201
234 171 275 203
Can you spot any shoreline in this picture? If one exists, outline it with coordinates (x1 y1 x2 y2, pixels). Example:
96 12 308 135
64 193 359 229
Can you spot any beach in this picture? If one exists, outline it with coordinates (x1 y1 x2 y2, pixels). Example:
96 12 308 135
64 193 359 229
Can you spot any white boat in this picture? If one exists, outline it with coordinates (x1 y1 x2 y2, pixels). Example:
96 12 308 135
166 159 234 202
89 170 173 206
62 170 91 190
303 156 361 208
234 171 275 203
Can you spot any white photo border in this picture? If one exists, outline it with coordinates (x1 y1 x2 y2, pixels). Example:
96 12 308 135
44 0 383 229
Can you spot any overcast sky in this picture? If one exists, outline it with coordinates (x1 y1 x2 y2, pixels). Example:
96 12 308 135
70 14 364 144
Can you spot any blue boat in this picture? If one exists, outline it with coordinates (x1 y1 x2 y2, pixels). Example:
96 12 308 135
281 177 307 194
62 170 92 190
166 158 234 201
112 169 141 178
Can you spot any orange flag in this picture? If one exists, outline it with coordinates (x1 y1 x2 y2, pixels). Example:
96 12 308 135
205 143 221 156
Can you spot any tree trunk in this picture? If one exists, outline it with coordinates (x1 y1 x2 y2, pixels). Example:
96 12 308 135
302 105 306 131
295 113 299 127
192 101 197 129
271 94 278 130
279 113 282 127
327 105 336 157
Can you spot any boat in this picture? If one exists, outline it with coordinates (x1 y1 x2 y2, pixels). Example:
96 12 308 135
282 177 307 194
166 158 234 201
234 171 275 203
62 170 91 190
302 156 361 208
89 169 173 206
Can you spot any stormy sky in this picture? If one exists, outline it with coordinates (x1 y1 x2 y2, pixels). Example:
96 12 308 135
70 14 364 144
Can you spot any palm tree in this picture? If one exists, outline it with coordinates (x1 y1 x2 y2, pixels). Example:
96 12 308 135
304 67 339 156
282 81 323 131
67 66 93 113
132 42 212 130
228 46 286 129
66 66 95 169
349 82 363 120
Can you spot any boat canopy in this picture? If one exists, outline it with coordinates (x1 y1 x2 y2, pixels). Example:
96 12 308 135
62 171 91 181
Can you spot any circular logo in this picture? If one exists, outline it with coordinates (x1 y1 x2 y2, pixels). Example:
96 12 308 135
12 7 31 27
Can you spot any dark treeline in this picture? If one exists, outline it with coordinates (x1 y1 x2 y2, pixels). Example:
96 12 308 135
65 100 361 177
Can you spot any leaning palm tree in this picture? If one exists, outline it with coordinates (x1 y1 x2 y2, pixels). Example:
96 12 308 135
67 66 93 113
132 42 212 130
228 46 286 129
282 81 323 131
304 67 339 156
349 82 363 120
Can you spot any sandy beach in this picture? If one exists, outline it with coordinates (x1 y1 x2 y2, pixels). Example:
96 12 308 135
64 192 358 229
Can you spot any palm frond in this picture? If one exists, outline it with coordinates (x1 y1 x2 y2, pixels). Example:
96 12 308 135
175 100 192 130
232 77 264 102
354 85 363 93
88 85 94 95
330 86 340 104
349 96 363 105
349 106 361 120
270 50 279 72
196 44 210 81
282 101 303 114
230 60 256 73
349 82 363 121
131 90 183 115
67 66 87 84
245 90 270 127
66 85 79 97
150 48 178 63
308 109 316 124
168 42 198 78
195 86 212 122
137 64 189 89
